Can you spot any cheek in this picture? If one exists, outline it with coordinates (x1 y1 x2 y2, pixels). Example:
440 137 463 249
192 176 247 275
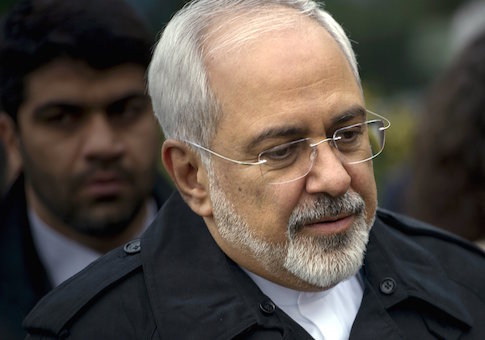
131 138 159 165
138 116 161 144
21 133 78 174
124 121 160 165
269 181 304 212
231 176 304 240
347 163 377 220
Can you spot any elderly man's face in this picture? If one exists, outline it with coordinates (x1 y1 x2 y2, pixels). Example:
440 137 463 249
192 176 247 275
204 17 377 290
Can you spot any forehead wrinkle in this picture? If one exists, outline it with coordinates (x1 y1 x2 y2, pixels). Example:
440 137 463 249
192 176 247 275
203 6 312 61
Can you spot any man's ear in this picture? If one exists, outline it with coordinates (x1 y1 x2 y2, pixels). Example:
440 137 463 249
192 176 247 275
161 139 212 217
0 113 22 183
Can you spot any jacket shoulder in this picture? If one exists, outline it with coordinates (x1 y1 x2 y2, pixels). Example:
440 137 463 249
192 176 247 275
375 208 485 292
376 208 484 254
23 239 144 337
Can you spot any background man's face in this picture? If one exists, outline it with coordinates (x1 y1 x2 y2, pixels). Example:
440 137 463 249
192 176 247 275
17 58 160 236
203 15 377 290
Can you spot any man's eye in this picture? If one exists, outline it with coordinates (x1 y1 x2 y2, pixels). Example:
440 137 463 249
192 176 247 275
260 140 306 169
36 106 83 127
334 125 365 153
336 126 363 143
265 145 294 160
107 95 151 122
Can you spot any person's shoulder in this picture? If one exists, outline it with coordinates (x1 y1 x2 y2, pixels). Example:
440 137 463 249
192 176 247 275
375 208 485 287
376 208 484 255
23 239 147 338
0 174 26 216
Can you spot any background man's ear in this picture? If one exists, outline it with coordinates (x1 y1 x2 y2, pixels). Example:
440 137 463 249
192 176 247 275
0 113 22 185
161 139 212 217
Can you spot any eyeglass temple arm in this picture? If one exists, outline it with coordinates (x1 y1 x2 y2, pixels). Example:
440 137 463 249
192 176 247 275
366 110 391 130
183 140 266 166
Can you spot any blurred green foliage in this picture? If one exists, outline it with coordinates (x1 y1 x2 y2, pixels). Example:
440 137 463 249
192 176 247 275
325 0 464 94
0 0 16 13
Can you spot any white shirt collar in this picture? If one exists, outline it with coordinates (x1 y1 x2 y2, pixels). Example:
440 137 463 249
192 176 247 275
245 270 364 340
476 238 485 251
29 199 157 287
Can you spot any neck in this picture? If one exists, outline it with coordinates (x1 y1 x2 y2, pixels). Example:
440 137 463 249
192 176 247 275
25 185 149 254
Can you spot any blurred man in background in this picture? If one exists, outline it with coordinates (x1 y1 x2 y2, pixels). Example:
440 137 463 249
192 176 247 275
0 0 173 338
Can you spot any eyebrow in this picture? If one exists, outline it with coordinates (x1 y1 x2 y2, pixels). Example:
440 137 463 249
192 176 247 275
246 125 309 152
246 105 366 151
32 91 147 118
330 105 366 126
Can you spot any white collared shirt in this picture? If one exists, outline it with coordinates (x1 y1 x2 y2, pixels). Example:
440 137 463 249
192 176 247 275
245 270 364 340
29 199 157 287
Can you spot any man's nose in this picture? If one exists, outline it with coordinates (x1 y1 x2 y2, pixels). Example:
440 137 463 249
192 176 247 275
305 143 351 197
82 113 124 161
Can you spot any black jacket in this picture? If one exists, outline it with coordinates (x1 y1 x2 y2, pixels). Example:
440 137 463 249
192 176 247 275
24 191 485 339
0 174 173 340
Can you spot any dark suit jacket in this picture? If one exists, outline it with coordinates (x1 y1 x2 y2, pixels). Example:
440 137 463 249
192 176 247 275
24 191 485 339
0 174 173 340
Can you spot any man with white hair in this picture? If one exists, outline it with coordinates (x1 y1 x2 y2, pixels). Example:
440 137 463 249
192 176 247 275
24 0 485 339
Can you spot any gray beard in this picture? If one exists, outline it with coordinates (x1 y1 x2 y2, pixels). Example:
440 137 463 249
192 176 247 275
209 172 372 289
284 193 372 288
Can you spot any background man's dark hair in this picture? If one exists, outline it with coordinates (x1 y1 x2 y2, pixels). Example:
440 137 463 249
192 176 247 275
0 0 153 123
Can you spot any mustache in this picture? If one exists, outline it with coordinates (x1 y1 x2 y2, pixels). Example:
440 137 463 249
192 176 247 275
287 191 365 237
72 163 134 189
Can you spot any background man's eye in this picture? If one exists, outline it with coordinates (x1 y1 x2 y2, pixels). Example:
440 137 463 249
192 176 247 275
36 105 84 127
107 95 151 122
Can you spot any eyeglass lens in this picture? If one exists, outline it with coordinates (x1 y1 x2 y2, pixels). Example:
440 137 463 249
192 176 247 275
259 120 386 185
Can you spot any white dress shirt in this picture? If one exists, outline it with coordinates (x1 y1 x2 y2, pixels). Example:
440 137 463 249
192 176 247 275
245 270 364 340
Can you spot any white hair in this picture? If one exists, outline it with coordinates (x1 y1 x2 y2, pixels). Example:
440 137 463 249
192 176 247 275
148 0 360 156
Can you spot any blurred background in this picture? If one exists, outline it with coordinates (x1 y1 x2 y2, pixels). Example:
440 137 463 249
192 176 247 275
1 0 484 232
